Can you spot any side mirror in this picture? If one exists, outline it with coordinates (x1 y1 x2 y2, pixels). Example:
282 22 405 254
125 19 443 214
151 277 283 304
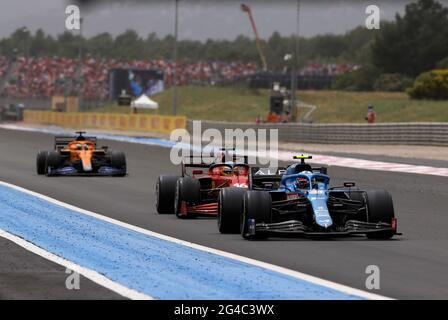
192 170 203 175
344 182 356 188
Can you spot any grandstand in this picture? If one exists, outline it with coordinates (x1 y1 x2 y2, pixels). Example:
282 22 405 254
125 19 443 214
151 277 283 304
0 56 258 100
0 55 358 104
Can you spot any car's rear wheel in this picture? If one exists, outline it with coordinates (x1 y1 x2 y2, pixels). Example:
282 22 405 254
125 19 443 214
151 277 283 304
46 151 62 173
36 151 48 175
110 151 127 176
365 189 395 240
175 177 201 219
241 191 271 240
218 187 246 234
156 175 180 214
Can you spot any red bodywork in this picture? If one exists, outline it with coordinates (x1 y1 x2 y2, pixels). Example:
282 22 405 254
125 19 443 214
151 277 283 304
178 163 249 217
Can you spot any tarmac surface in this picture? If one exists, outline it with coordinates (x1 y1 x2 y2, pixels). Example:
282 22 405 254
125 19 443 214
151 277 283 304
1 128 448 299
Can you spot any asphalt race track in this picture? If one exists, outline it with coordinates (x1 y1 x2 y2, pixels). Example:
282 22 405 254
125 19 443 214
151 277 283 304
1 128 448 299
0 236 124 299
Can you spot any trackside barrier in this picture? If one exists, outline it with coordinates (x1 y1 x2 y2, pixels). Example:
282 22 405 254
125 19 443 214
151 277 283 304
22 112 448 146
187 120 448 146
24 110 187 134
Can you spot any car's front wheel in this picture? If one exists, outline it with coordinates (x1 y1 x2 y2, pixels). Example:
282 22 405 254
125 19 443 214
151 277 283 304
365 189 395 240
110 151 127 176
241 190 271 240
218 187 246 234
174 177 201 219
156 175 180 214
46 151 62 173
36 150 48 175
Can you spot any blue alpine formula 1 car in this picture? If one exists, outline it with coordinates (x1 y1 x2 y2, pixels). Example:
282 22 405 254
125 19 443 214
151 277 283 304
217 155 400 240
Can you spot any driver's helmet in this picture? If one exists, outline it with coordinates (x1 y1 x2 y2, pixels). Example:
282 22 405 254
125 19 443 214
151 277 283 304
296 177 310 189
211 165 233 176
221 165 233 176
233 165 249 176
211 167 221 175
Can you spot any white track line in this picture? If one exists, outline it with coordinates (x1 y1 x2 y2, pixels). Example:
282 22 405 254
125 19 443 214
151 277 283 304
0 180 392 300
0 229 152 300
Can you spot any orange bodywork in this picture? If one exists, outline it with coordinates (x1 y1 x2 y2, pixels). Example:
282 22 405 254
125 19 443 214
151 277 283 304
42 132 126 176
64 141 96 172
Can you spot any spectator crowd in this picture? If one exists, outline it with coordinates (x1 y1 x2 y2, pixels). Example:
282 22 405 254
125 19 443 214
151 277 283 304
0 56 358 100
298 63 360 76
0 56 258 100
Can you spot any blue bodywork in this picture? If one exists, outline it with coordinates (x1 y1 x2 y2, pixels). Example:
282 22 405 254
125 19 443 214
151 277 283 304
246 158 399 238
47 166 126 176
273 164 333 229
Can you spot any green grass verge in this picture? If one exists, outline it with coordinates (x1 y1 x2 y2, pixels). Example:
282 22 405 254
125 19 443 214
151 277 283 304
301 91 448 123
92 86 448 123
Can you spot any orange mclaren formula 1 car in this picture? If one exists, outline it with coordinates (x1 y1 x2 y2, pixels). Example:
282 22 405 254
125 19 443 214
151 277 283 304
156 149 250 219
36 132 127 176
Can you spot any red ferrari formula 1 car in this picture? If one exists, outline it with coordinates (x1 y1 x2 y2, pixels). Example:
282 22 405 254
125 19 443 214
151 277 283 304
156 149 249 219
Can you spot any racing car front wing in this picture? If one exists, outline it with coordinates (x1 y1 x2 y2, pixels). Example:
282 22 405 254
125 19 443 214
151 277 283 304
47 166 126 176
249 219 401 236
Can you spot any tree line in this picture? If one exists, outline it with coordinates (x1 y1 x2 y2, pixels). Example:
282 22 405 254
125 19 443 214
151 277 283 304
0 25 375 70
332 0 448 95
1 0 447 95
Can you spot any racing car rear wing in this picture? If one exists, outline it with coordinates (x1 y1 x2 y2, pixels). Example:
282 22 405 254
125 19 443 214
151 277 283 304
180 157 211 177
180 151 249 177
248 165 328 190
181 149 248 167
249 167 285 191
54 136 97 150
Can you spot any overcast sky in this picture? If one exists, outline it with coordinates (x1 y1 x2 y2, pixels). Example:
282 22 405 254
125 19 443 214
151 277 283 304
1 0 447 40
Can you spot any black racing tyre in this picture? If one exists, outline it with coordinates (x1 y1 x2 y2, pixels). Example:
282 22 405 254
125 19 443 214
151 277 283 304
155 175 180 214
36 150 48 175
110 151 127 175
241 191 271 240
175 177 201 219
365 189 395 240
218 187 246 234
46 151 62 172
